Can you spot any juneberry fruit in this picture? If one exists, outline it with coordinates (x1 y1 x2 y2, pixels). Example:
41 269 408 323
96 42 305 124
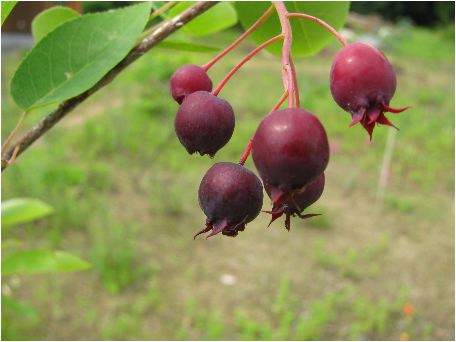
170 64 213 104
175 91 235 157
252 108 329 192
194 162 263 239
264 173 325 230
252 108 329 229
330 43 410 139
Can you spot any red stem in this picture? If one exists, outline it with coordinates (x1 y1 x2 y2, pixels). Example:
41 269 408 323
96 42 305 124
289 56 300 107
273 2 295 108
270 90 288 113
287 12 348 47
212 34 284 96
203 6 274 71
238 90 288 166
239 139 253 165
238 3 347 165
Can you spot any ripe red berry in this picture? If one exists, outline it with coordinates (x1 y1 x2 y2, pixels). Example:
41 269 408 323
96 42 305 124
195 162 263 239
330 43 410 139
252 108 329 193
170 64 213 104
175 91 235 157
264 173 325 230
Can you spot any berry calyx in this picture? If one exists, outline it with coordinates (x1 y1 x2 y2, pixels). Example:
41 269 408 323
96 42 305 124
175 91 235 157
170 64 213 104
252 108 329 192
264 173 325 230
195 162 263 239
330 43 410 140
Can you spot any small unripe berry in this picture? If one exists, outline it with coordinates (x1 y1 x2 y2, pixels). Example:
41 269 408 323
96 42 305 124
195 162 264 238
330 43 410 139
170 64 212 104
175 91 235 157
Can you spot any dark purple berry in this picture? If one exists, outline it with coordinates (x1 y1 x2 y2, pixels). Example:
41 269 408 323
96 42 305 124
170 64 213 104
264 173 325 230
175 91 235 157
195 162 263 239
252 108 329 193
252 108 329 230
330 43 410 139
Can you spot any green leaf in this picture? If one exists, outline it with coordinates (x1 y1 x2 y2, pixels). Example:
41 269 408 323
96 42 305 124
235 2 350 57
1 1 17 25
2 250 92 275
168 2 237 36
158 40 220 53
32 6 80 43
10 2 151 110
2 296 39 321
2 198 54 228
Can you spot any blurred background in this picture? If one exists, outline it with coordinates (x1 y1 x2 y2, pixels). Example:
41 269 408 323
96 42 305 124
2 1 454 340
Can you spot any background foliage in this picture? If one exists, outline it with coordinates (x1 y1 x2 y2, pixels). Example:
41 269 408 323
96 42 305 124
81 1 455 27
350 1 455 27
2 1 455 340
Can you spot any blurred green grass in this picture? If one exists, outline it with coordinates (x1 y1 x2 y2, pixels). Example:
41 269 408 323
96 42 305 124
2 22 454 340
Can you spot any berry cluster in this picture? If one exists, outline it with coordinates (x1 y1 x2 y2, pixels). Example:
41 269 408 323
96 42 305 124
170 3 409 239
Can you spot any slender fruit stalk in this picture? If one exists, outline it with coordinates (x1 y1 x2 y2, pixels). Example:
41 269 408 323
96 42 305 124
238 90 288 166
239 139 253 166
203 6 274 71
270 90 289 113
212 34 284 96
287 13 348 47
289 56 300 107
149 1 176 21
273 2 297 108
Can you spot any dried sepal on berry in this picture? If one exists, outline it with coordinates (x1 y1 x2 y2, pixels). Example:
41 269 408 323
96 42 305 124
263 174 325 230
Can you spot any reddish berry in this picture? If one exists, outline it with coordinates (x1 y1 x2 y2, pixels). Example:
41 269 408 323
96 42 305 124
330 43 410 139
170 64 212 104
252 108 328 231
175 91 235 157
195 162 263 239
264 173 325 230
252 108 329 192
